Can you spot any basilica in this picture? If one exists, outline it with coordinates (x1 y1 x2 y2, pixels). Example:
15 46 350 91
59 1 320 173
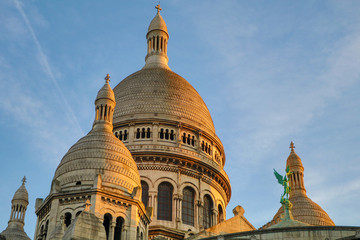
1 5 360 240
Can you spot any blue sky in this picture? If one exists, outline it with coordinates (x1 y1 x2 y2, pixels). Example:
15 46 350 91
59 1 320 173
1 0 360 237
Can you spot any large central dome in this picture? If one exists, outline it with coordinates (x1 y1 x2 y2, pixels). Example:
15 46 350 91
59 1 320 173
113 68 215 133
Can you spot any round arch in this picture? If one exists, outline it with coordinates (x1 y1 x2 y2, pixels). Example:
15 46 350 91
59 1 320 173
140 176 154 189
180 181 200 198
153 177 178 192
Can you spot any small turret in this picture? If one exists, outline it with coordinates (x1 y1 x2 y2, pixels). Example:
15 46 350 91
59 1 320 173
143 4 170 69
0 177 31 240
92 74 116 132
286 141 306 196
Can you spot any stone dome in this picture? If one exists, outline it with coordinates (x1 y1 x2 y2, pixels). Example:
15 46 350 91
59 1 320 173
286 151 304 171
113 68 216 133
53 129 140 194
148 11 168 33
96 80 115 103
0 227 31 240
272 196 335 226
12 183 28 203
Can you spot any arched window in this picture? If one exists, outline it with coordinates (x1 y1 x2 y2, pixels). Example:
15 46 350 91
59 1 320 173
141 128 146 138
64 212 72 227
114 217 123 240
170 130 174 140
218 204 224 223
40 225 44 239
124 130 128 141
104 104 107 118
147 128 151 138
159 128 164 139
136 128 141 139
141 181 149 207
76 211 82 217
103 213 112 239
44 220 49 240
157 182 173 221
182 133 186 143
119 131 123 140
203 195 213 229
182 187 195 226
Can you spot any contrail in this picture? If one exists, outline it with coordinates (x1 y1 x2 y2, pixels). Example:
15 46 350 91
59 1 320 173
13 0 84 135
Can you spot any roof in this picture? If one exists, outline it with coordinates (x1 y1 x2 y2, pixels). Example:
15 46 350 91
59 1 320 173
113 68 216 134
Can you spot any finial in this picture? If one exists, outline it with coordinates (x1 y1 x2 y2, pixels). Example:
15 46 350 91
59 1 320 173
105 73 110 84
22 176 27 185
155 3 162 14
84 199 91 212
290 141 295 152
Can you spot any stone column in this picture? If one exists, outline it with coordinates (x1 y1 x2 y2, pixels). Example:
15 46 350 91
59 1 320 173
211 141 215 160
153 194 158 219
109 221 116 240
148 193 152 208
175 194 182 228
212 208 218 226
128 123 135 144
121 225 128 240
149 190 156 209
152 122 159 144
197 200 204 230
172 194 177 223
177 123 182 147
197 132 202 153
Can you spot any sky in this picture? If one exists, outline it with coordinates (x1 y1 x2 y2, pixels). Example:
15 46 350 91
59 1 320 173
1 0 360 238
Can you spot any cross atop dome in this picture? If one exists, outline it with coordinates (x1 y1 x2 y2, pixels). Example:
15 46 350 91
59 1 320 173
155 4 162 14
290 141 295 152
105 73 110 83
22 176 26 185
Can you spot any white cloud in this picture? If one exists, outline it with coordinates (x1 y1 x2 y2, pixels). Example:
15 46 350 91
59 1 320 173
13 0 84 135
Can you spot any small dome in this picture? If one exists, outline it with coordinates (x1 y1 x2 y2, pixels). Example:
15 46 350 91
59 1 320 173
53 128 141 195
12 183 28 203
272 196 335 226
148 12 168 34
95 75 115 103
0 227 31 240
286 151 304 171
